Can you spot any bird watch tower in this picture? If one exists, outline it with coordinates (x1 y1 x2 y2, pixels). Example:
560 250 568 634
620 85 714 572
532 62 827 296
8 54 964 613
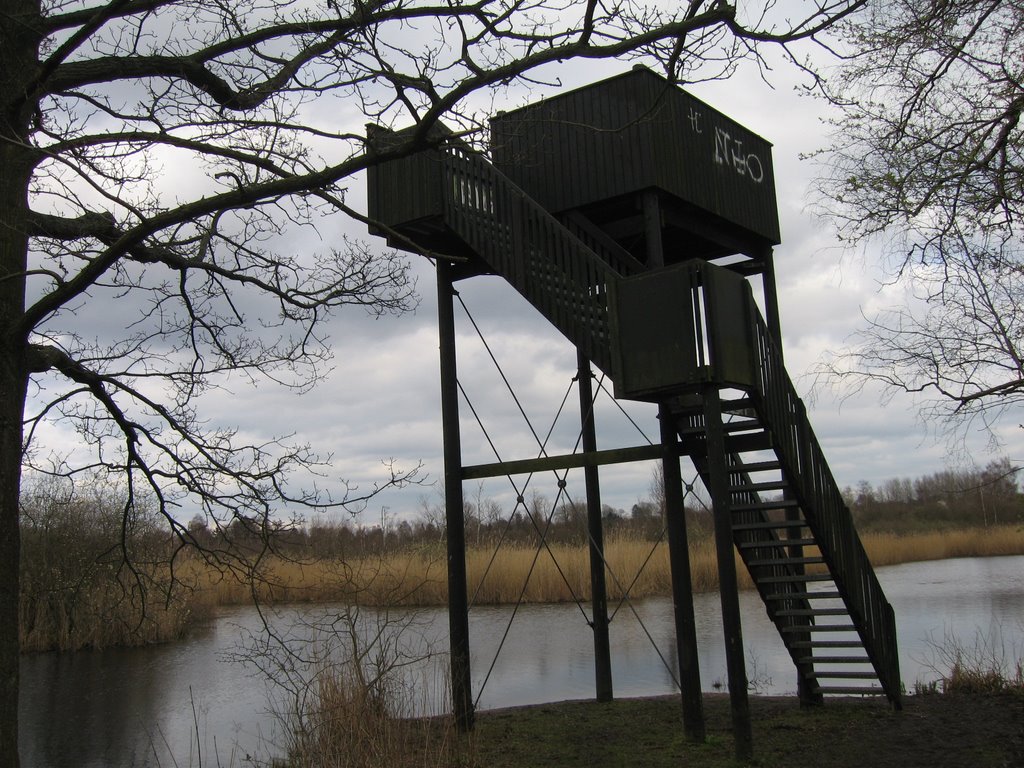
366 67 901 760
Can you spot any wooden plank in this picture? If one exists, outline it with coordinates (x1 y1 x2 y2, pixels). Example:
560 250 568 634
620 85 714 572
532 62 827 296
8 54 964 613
461 444 667 480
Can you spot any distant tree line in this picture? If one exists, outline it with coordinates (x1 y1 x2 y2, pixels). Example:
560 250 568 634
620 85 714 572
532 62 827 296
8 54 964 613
182 459 1023 558
184 488 715 560
840 458 1021 533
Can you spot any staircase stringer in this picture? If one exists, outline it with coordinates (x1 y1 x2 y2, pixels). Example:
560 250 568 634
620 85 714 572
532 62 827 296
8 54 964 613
677 412 824 700
742 313 903 706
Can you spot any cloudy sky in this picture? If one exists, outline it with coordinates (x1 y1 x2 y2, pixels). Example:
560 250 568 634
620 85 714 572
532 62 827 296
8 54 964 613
175 50 1022 528
29 37 1023 528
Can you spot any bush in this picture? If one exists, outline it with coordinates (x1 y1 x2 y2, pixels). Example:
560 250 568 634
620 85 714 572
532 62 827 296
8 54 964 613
915 629 1024 697
19 476 200 651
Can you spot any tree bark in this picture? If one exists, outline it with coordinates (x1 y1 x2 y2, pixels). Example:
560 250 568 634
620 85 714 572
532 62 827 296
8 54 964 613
1 3 40 766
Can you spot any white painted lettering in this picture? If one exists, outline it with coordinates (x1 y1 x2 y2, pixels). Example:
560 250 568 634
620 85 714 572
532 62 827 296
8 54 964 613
688 107 703 134
713 127 764 184
714 127 731 166
746 153 764 183
731 139 747 175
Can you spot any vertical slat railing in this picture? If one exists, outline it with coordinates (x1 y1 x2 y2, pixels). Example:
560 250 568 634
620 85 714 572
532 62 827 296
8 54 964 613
743 301 902 703
441 146 619 373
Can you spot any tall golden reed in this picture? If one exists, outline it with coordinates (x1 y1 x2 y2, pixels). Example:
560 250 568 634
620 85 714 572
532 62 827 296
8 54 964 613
193 524 1024 609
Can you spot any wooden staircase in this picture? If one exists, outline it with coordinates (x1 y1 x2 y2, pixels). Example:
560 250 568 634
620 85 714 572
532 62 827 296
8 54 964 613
369 138 902 707
674 396 900 703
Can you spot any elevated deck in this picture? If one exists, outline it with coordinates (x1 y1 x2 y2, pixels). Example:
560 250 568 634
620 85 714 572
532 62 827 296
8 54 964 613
369 69 780 276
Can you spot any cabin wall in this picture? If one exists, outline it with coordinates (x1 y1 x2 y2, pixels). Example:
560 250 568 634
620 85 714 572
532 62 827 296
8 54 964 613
490 69 781 245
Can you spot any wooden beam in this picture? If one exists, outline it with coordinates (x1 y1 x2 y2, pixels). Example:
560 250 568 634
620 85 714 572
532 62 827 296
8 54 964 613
460 444 667 480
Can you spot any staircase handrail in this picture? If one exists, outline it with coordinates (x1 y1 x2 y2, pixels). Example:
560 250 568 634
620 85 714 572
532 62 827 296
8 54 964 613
744 300 902 701
440 144 621 372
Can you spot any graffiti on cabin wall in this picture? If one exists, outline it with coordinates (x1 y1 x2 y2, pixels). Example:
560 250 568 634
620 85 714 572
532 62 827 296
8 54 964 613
688 106 704 134
713 126 765 183
688 105 766 184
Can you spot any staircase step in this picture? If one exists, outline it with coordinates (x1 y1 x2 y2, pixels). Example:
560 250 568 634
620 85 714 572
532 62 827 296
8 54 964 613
747 556 825 568
781 623 858 633
814 671 881 680
722 396 756 413
776 608 850 618
722 432 774 453
730 480 789 493
798 656 872 665
812 686 886 696
678 418 764 436
721 418 764 433
731 519 807 532
730 460 781 474
791 640 865 649
732 498 801 513
738 537 817 550
672 396 756 418
757 573 834 584
765 590 842 601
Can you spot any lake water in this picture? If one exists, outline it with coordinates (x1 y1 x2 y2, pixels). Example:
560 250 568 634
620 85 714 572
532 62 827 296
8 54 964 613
19 555 1024 767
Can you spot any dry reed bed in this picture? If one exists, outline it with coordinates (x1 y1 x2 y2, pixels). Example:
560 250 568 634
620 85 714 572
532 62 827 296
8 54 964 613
196 525 1024 609
19 577 197 652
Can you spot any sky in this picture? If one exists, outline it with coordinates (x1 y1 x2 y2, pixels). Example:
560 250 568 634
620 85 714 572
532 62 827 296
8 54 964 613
186 54 1024 528
27 28 1024 529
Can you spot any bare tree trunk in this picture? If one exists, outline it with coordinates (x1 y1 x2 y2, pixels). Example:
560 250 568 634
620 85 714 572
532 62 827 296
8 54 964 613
0 190 30 768
0 4 38 766
0 334 27 768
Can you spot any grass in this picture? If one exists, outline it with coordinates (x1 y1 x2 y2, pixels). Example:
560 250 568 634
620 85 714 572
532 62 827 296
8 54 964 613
284 661 463 768
457 692 1024 768
914 629 1024 696
276 609 464 768
860 525 1024 567
192 524 1024 609
283 689 1024 768
19 559 201 653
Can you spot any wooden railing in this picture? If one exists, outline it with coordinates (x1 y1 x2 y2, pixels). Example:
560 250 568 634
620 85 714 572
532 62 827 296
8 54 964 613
673 261 900 701
441 146 619 373
745 295 902 701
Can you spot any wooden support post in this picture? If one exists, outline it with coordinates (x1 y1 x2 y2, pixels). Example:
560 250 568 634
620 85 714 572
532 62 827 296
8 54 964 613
641 191 665 269
437 259 474 731
578 351 613 702
759 247 783 352
703 388 753 761
658 403 705 742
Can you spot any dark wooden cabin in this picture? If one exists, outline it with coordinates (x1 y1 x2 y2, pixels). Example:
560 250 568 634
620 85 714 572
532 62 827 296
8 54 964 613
490 66 780 272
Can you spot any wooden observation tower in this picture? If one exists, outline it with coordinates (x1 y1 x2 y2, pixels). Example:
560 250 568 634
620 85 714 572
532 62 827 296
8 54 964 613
366 67 901 759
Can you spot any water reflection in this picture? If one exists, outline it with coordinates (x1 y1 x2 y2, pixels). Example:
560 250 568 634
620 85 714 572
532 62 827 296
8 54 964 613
20 555 1024 767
